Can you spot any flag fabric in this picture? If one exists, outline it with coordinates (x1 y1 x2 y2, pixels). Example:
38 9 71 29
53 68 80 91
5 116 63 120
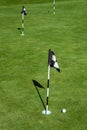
21 6 27 15
48 49 60 72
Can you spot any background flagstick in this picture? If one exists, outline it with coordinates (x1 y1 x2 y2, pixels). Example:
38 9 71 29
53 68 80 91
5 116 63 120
21 6 27 36
21 12 24 36
53 0 56 14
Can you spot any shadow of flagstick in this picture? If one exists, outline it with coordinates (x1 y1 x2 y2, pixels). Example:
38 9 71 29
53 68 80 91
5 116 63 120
32 80 46 111
17 28 22 34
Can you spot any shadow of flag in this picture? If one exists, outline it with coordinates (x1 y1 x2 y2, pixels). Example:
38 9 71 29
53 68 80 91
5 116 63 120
32 80 44 89
17 28 21 30
32 79 46 110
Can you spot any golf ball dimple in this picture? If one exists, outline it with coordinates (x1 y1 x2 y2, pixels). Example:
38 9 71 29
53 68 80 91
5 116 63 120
62 108 66 113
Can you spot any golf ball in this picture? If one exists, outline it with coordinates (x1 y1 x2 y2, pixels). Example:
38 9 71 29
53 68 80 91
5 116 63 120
62 108 66 113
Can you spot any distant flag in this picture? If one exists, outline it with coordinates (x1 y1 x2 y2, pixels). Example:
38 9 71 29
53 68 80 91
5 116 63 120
21 6 27 35
48 49 60 72
21 6 27 15
53 0 56 14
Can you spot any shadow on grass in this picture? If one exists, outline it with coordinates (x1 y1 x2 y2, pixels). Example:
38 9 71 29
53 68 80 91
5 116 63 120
17 27 22 34
32 79 46 110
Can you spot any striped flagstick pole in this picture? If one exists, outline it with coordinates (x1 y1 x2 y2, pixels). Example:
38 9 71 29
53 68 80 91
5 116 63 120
42 50 51 115
53 0 56 14
42 49 60 115
45 64 51 114
21 6 27 36
21 13 24 35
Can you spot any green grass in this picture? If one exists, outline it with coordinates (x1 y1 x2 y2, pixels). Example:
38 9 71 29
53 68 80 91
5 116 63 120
0 0 74 5
0 0 87 130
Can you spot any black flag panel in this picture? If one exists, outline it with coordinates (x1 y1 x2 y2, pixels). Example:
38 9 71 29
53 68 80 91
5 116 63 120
48 49 60 72
21 6 27 15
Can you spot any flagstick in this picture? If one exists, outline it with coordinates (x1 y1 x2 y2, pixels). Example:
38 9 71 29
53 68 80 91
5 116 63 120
46 64 51 114
21 13 24 36
42 49 60 115
42 65 51 115
53 0 56 14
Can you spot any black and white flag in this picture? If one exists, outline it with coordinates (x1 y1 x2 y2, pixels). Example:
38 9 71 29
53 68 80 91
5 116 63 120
48 49 60 72
21 6 27 15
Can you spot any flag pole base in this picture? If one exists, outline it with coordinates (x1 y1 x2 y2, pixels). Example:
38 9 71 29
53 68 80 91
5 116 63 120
21 32 24 36
42 110 51 115
53 12 55 15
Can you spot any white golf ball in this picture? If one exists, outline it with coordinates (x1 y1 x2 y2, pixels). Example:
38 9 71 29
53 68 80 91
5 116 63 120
62 108 66 113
